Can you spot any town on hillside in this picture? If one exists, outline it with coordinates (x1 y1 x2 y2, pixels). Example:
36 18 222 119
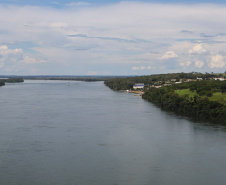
133 77 226 90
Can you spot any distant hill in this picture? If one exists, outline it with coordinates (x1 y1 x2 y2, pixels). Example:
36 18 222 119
0 75 133 82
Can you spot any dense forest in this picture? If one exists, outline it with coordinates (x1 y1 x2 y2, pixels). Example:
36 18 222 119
104 72 226 123
142 80 226 122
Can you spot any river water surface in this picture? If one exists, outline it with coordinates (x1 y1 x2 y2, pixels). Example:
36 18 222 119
0 80 226 185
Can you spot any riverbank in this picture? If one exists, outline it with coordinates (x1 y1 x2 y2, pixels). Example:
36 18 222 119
104 73 226 123
142 81 226 123
120 90 144 96
0 78 24 87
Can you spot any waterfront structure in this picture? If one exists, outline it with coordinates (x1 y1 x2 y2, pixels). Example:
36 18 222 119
133 83 144 89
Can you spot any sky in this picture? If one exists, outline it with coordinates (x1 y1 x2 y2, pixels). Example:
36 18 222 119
0 0 226 75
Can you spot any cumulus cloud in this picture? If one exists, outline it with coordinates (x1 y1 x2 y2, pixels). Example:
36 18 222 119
0 45 23 68
195 60 204 68
209 54 225 68
0 45 22 55
179 61 191 67
0 2 226 74
161 51 178 59
188 44 208 55
20 56 37 64
132 66 151 70
0 45 43 74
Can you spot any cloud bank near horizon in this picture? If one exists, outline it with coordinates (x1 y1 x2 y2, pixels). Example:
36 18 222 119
0 2 226 75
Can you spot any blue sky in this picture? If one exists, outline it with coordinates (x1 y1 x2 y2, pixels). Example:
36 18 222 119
0 0 226 75
1 0 226 6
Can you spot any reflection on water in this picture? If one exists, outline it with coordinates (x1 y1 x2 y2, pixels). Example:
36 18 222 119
0 80 226 185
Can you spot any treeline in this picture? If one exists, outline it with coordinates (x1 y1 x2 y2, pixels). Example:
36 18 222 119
21 76 125 82
0 80 5 86
0 78 24 86
142 80 226 122
104 72 223 90
0 75 125 82
42 77 111 82
172 80 226 96
4 78 24 83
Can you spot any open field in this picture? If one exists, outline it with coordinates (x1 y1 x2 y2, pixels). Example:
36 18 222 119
175 89 198 98
209 92 226 104
175 89 226 105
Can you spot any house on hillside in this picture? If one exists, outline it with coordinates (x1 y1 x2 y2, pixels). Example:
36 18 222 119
155 86 162 88
171 79 177 82
133 83 144 89
164 84 172 86
185 79 196 82
197 77 203 81
214 78 225 81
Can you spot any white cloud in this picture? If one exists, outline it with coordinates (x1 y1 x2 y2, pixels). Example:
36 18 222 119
132 67 140 70
0 45 43 74
209 54 225 68
0 45 23 68
188 44 208 55
179 61 191 67
161 51 178 59
0 2 226 74
195 60 204 68
20 56 37 64
0 45 9 53
0 45 22 55
140 66 145 70
132 66 151 70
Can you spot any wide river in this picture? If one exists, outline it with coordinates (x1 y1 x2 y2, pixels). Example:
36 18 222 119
0 80 226 185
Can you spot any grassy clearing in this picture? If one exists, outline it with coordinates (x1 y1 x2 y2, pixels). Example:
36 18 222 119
209 92 226 105
175 89 226 105
175 89 198 98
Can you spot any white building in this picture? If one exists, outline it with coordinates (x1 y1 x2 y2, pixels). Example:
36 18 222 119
133 83 144 89
197 77 203 80
214 78 225 81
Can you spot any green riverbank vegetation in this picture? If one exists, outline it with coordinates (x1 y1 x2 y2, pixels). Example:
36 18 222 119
0 80 5 86
0 78 24 86
142 80 226 122
104 72 226 123
104 72 224 90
